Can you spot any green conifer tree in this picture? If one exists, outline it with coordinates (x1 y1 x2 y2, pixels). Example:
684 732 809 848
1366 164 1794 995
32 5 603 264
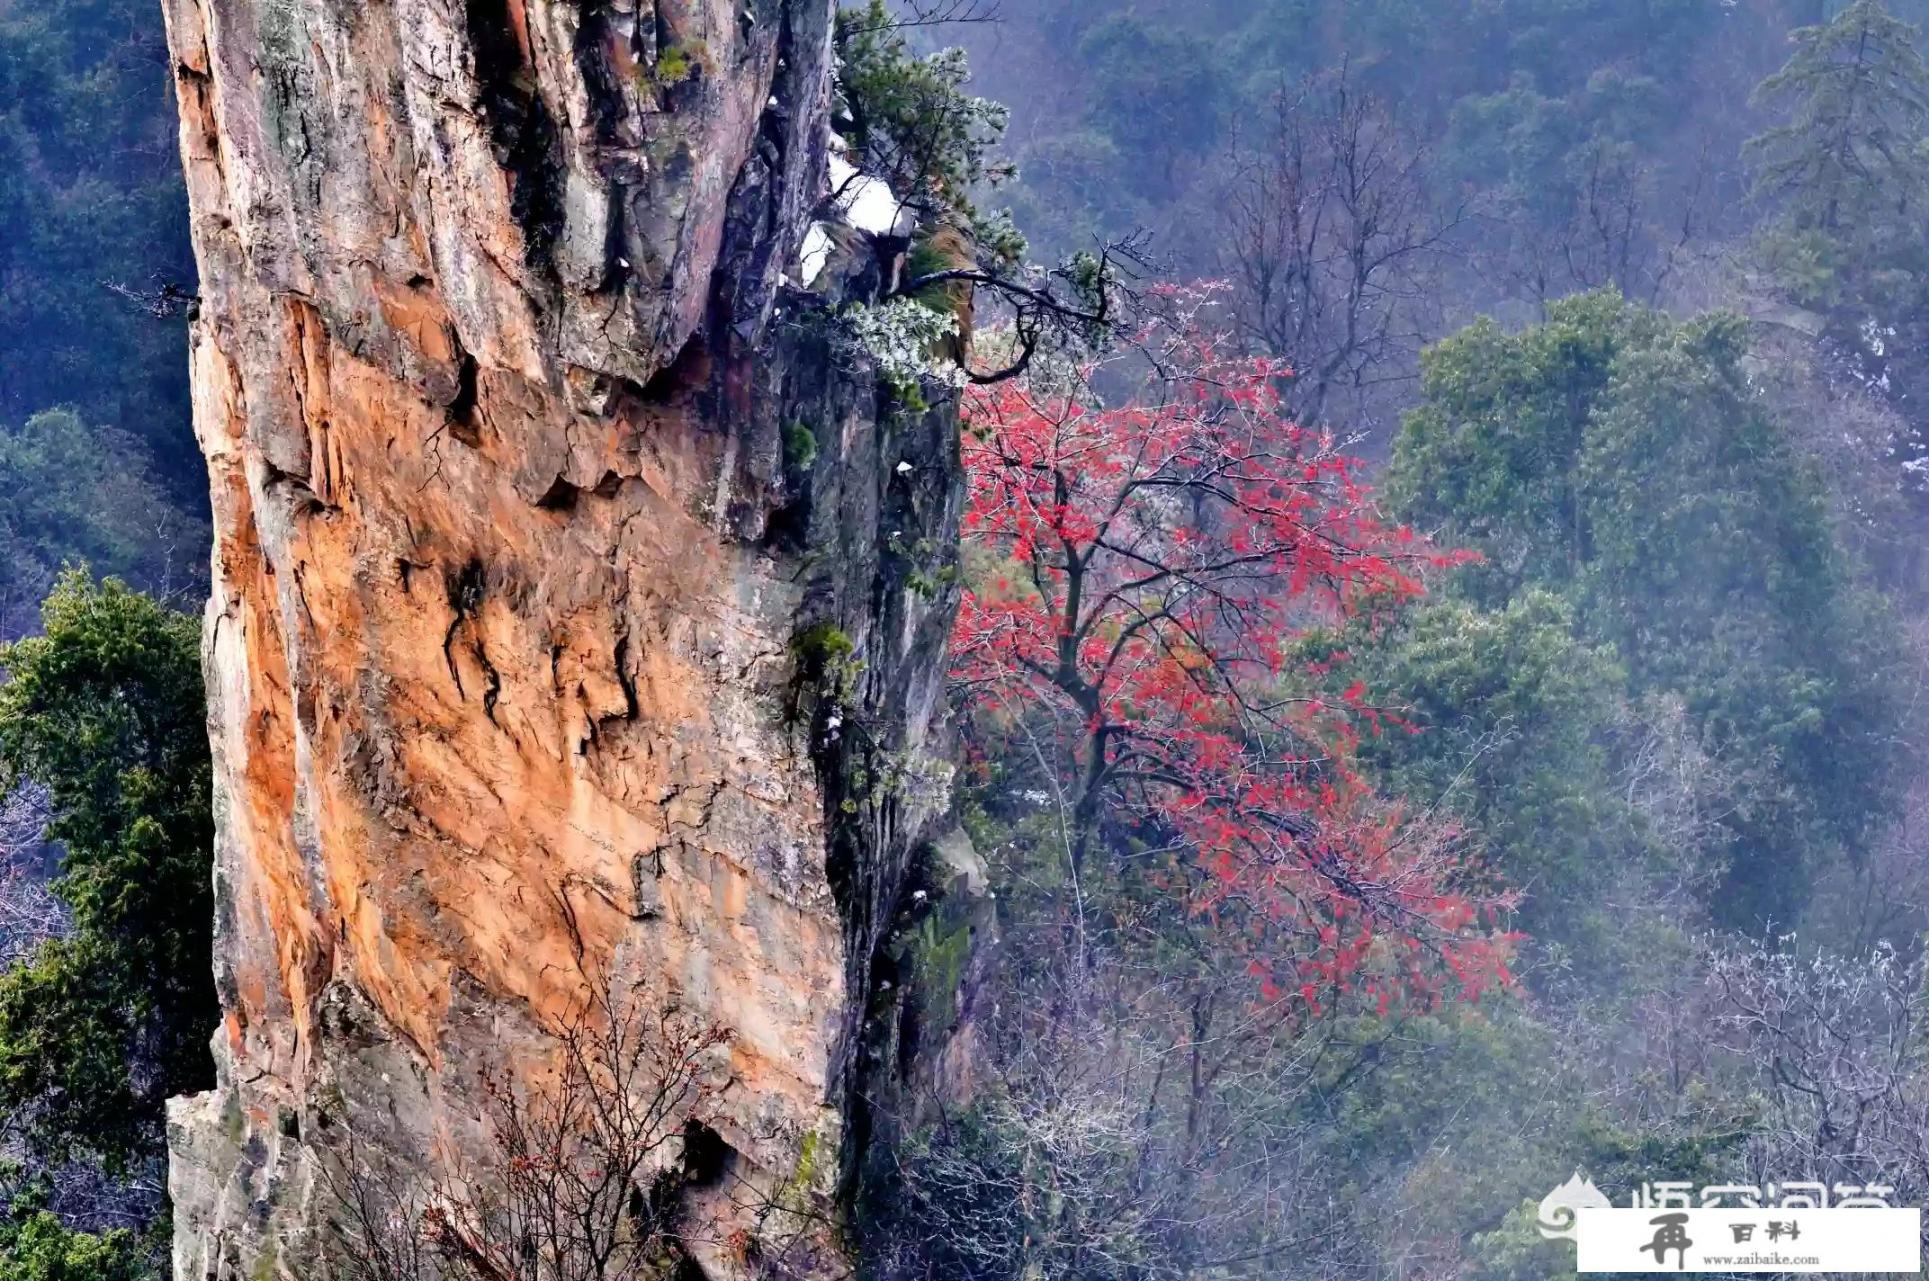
1746 0 1929 235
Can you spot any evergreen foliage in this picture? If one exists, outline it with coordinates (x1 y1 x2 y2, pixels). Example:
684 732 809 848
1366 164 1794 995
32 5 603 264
0 409 199 637
0 573 213 1171
0 0 196 503
0 1211 153 1281
835 0 1018 259
1747 0 1929 236
1388 293 1901 928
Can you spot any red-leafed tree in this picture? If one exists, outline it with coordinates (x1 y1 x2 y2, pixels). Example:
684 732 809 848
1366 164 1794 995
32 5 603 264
950 288 1512 1010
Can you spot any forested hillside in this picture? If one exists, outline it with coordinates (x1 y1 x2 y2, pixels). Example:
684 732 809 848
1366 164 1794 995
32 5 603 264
2 0 1929 1278
890 1 1929 1276
956 0 1929 484
0 0 200 635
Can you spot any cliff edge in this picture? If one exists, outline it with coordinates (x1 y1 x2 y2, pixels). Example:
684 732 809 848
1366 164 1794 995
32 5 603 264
158 0 968 1275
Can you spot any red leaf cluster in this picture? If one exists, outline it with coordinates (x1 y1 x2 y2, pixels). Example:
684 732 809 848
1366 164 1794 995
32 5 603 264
949 289 1511 1013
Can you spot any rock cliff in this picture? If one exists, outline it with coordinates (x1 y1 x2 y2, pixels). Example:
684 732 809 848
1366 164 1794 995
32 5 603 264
157 1 968 1275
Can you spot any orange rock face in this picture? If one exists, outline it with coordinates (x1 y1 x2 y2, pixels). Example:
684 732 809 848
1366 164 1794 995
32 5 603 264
158 2 966 1276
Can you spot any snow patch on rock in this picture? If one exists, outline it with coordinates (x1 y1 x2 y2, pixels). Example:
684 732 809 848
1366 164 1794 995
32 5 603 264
800 223 835 286
828 152 913 239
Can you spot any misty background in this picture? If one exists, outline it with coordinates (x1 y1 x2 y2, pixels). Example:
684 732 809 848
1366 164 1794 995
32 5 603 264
4 0 1929 1277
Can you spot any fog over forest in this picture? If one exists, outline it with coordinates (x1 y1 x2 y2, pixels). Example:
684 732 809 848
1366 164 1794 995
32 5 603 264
5 0 1929 1278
